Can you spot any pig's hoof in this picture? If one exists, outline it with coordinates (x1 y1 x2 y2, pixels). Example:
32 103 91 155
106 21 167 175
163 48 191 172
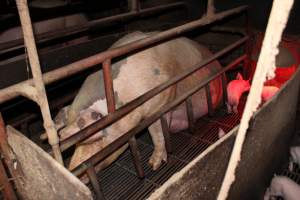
148 149 167 170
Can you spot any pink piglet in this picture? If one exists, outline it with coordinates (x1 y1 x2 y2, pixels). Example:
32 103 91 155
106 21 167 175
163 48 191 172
261 86 279 103
226 73 250 114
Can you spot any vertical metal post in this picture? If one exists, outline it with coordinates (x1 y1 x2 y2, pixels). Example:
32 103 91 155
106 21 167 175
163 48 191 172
86 165 106 200
102 59 116 113
244 10 251 78
128 0 139 12
185 96 195 133
221 73 228 107
128 137 145 178
0 158 17 200
207 0 215 17
15 0 63 165
160 116 172 153
205 84 214 117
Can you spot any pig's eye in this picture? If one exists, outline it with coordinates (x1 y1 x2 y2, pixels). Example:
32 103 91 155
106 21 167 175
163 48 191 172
91 111 102 120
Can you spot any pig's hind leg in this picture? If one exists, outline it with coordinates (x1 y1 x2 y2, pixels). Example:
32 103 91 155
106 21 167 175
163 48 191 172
148 120 167 170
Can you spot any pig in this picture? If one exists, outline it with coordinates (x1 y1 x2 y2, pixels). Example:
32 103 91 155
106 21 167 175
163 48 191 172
264 176 300 200
55 31 223 172
226 72 250 114
261 86 279 103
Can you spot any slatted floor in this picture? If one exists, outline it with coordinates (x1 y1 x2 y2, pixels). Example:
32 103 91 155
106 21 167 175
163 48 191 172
88 106 242 200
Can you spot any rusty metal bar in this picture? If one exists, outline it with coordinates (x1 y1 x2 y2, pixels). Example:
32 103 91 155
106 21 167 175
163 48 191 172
0 158 17 200
185 96 195 132
58 36 248 152
72 54 247 177
205 84 214 117
160 116 171 153
128 137 145 178
0 113 24 188
102 59 116 113
221 73 228 106
0 5 248 104
86 165 106 200
0 2 184 54
15 0 63 164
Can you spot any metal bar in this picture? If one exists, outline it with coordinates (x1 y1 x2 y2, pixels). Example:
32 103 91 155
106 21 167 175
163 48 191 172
0 113 24 187
205 84 214 117
59 37 248 152
0 5 248 104
185 96 195 132
128 137 145 178
0 158 18 200
221 73 228 107
15 0 63 165
0 2 184 54
160 116 172 153
72 54 247 177
102 59 116 113
86 165 106 200
207 0 215 17
128 0 139 12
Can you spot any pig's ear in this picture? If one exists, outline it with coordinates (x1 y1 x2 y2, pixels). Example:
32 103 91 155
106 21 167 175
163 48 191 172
236 72 243 80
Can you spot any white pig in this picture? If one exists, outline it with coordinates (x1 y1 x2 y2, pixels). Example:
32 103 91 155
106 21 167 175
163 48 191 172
261 86 279 103
226 72 250 114
55 31 223 172
264 176 300 200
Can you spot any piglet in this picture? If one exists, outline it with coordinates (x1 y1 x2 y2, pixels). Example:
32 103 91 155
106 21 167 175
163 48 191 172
264 176 300 200
261 86 279 103
226 73 250 114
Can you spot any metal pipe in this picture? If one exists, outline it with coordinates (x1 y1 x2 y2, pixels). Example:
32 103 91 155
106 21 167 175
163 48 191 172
102 59 116 113
128 136 145 178
207 0 215 17
185 96 195 132
0 5 248 104
58 36 248 152
0 2 184 54
0 158 17 200
205 84 214 116
128 0 139 12
15 0 63 165
221 73 228 107
0 113 24 186
160 116 171 153
86 165 106 200
72 54 247 177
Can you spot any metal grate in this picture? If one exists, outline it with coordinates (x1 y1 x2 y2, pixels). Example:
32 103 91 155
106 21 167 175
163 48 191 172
87 105 241 199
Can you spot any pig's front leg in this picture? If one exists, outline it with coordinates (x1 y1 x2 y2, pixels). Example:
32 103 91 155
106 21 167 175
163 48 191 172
226 102 233 114
148 120 167 170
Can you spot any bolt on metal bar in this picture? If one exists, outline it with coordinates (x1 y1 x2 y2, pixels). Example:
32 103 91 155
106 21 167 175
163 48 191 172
58 36 248 153
128 136 145 178
86 164 106 200
205 84 214 117
72 54 247 177
0 5 248 104
15 0 63 164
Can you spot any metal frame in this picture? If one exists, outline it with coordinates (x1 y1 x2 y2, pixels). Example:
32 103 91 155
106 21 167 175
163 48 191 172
0 0 249 198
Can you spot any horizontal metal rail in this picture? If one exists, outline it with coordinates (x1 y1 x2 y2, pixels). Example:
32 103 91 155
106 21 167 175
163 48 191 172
0 2 185 54
57 36 248 152
72 54 247 177
0 5 247 104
